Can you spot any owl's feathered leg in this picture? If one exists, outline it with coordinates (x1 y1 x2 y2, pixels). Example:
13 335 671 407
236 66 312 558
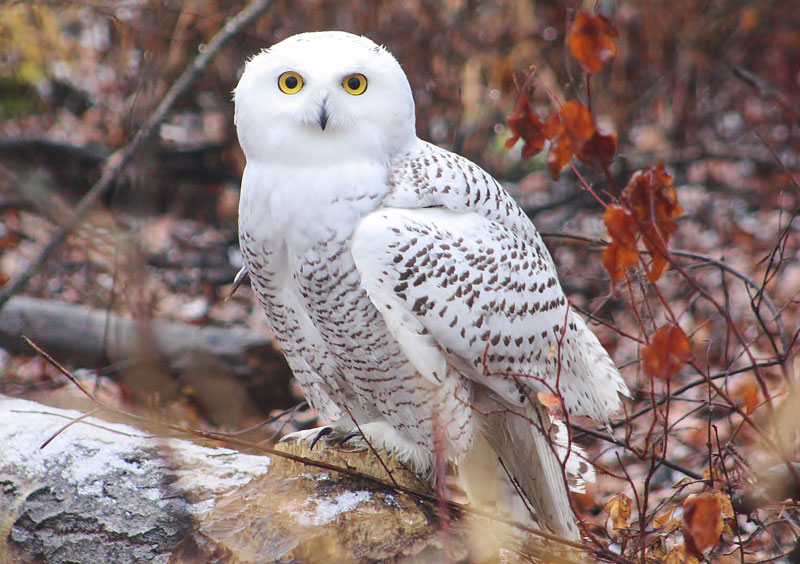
280 417 366 452
460 400 581 542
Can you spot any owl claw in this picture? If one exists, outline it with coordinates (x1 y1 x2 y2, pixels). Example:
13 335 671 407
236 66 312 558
338 429 362 445
309 426 333 450
280 425 366 452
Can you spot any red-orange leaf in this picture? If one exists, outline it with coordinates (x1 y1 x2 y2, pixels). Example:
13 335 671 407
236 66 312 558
577 130 617 171
543 112 563 139
621 163 683 281
559 100 595 142
546 100 597 179
602 205 639 280
506 92 618 178
547 133 573 180
682 492 724 556
568 12 618 74
641 324 692 382
735 384 760 414
602 242 639 281
505 94 547 158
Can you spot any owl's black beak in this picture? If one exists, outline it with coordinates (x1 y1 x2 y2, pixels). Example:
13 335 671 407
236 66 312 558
318 98 329 131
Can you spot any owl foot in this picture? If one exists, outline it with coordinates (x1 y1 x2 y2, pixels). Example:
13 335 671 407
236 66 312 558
282 422 432 474
309 426 332 449
280 425 368 453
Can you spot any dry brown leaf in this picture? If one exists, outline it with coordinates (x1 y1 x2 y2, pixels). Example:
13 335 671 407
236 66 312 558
604 493 632 534
641 324 693 382
653 504 681 534
672 476 694 489
682 492 724 555
646 536 668 561
537 391 562 409
664 544 701 564
714 490 735 518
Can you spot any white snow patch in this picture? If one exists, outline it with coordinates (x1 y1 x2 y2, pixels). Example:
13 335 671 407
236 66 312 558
0 397 271 510
1 398 150 477
297 471 330 481
168 441 271 510
302 490 371 525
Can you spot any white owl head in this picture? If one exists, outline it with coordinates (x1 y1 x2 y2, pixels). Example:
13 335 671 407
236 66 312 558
234 31 416 164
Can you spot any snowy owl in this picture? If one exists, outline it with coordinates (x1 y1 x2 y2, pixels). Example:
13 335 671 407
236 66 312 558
234 31 628 540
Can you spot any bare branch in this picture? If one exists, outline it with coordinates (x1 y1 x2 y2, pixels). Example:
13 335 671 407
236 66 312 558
0 0 274 310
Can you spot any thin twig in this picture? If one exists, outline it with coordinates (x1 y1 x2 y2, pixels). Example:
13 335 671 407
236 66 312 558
539 231 791 364
572 423 702 480
40 407 104 449
23 336 96 401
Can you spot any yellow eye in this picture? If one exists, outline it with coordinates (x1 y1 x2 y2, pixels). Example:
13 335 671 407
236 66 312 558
342 73 367 95
278 71 303 94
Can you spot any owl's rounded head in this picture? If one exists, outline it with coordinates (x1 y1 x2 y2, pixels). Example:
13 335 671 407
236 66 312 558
234 31 416 164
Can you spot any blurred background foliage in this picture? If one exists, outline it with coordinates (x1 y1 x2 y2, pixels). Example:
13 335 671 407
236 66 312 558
3 0 799 178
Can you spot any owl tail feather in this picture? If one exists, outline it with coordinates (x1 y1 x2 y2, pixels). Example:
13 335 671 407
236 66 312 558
459 401 582 542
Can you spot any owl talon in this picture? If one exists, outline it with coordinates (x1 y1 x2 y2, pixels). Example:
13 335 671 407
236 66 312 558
338 429 362 446
225 266 249 300
309 426 333 450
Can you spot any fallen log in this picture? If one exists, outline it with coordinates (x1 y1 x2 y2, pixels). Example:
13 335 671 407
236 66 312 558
0 396 476 563
0 296 293 420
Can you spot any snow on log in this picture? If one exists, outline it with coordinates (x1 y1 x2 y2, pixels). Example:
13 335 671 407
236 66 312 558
0 396 498 563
